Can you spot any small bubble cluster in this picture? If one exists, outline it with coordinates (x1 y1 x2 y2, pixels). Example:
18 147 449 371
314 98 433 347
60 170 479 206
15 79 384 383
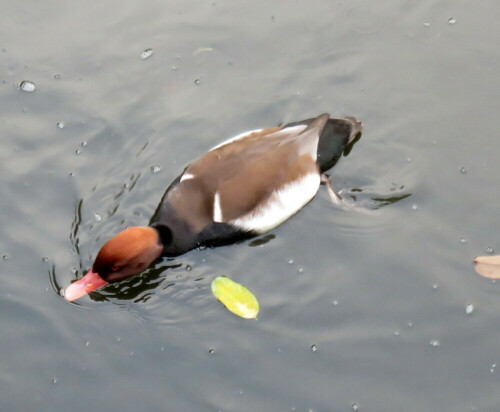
485 247 495 255
466 304 474 315
151 165 161 174
310 344 318 352
448 17 456 25
20 80 36 92
140 48 154 60
429 339 440 347
57 122 65 129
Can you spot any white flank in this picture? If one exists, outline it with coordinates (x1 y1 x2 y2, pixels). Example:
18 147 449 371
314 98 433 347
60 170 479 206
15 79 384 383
213 192 223 222
180 172 195 182
230 172 320 233
210 129 263 151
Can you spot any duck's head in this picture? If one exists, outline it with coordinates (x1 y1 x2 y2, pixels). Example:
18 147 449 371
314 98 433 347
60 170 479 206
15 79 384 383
64 227 164 301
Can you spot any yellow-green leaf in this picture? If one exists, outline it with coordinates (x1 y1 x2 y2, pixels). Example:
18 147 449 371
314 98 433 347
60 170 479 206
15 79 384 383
211 276 259 319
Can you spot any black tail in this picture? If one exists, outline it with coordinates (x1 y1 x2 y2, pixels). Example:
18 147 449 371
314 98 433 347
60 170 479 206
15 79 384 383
284 115 362 173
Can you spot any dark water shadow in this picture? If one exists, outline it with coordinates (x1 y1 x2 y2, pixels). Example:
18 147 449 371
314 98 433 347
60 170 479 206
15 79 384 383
248 234 276 247
88 258 183 303
342 185 412 210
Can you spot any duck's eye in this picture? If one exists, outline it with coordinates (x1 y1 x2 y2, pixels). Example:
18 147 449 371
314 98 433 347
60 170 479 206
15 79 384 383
111 266 120 271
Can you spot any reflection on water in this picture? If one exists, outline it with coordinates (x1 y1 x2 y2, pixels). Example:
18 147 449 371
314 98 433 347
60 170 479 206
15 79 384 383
90 259 182 302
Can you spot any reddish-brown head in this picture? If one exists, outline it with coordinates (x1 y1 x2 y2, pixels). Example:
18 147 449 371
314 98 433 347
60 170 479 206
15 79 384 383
65 227 163 301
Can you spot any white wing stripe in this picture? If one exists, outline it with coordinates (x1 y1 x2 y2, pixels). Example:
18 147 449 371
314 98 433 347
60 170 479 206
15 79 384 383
209 129 263 151
180 172 195 182
213 192 223 222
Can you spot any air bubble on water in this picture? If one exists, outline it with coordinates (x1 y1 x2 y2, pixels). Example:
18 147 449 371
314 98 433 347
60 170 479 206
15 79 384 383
194 79 201 85
297 267 304 274
75 149 81 155
310 344 318 352
151 165 161 174
459 237 467 244
332 300 339 306
491 364 496 374
394 330 400 336
460 167 467 174
407 321 413 327
411 204 418 211
51 378 57 384
208 348 215 354
71 267 77 275
432 283 439 290
20 80 36 92
287 259 294 265
486 247 494 255
466 304 474 315
448 17 456 25
115 336 121 343
54 74 62 80
171 65 178 71
429 339 440 347
185 264 192 272
423 22 431 27
57 122 64 129
2 254 8 260
81 141 87 147
69 172 75 177
42 257 48 262
140 48 154 60
406 157 412 163
94 213 102 222
352 403 359 411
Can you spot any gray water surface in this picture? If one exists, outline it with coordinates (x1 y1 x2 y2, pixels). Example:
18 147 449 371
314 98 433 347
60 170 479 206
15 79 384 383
1 1 500 411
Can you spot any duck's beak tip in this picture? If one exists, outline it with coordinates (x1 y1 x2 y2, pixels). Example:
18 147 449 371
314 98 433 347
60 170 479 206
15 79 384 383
64 270 108 302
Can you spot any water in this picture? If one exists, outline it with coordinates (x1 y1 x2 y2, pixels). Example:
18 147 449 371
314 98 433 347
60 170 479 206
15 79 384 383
1 1 500 411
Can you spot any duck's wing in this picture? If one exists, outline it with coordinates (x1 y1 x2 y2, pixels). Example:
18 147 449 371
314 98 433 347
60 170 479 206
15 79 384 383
189 114 330 233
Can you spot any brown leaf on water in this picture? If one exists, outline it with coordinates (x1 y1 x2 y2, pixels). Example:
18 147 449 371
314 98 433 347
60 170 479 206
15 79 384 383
473 255 500 279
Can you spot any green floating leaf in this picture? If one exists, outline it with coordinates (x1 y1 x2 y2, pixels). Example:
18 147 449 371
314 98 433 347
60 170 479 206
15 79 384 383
474 255 500 279
211 276 259 319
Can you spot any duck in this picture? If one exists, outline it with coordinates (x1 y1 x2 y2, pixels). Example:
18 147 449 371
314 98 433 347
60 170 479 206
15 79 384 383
64 113 362 301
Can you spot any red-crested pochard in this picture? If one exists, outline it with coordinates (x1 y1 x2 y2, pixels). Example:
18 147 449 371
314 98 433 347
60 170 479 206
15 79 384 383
64 113 362 301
